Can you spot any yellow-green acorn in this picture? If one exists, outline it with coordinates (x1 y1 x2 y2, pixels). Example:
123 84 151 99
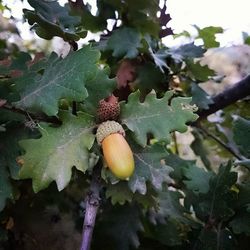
96 120 134 180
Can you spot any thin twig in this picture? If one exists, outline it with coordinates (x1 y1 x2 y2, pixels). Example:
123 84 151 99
80 164 102 250
198 125 243 160
1 102 61 124
216 221 223 250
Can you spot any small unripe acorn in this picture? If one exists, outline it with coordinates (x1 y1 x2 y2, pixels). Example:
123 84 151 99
96 121 134 180
97 95 120 122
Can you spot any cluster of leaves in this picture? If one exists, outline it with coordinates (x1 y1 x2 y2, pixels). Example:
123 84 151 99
1 0 250 249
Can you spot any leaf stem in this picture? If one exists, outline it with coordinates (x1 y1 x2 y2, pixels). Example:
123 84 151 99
80 164 102 250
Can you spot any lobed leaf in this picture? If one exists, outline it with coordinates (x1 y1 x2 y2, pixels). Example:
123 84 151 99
192 162 238 221
186 60 214 82
106 182 133 205
233 116 250 158
230 210 250 235
24 0 85 41
191 83 214 110
183 164 213 194
97 204 144 250
128 143 173 195
121 91 198 147
13 46 100 116
135 62 166 96
0 164 12 212
167 42 204 61
107 27 142 58
196 26 223 49
83 66 116 115
19 111 95 192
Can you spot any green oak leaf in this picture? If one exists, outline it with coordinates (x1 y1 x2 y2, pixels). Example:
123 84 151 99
13 46 100 116
148 188 198 245
24 0 85 41
230 209 250 235
107 27 141 58
135 62 166 95
193 162 237 221
0 107 25 124
105 182 157 208
106 182 133 205
9 52 32 71
126 0 160 36
0 126 37 179
97 204 144 250
186 60 214 82
191 129 211 170
156 190 187 221
0 64 8 75
0 227 8 242
196 26 223 48
0 122 36 212
128 143 173 195
104 177 157 207
132 15 160 37
27 52 59 75
147 220 186 246
0 164 13 212
183 164 213 194
84 66 116 115
151 189 192 224
121 91 198 147
233 116 250 158
245 36 250 45
191 83 214 110
165 154 196 182
195 227 236 250
167 42 204 62
19 111 95 192
0 51 31 77
164 153 212 194
147 189 197 246
233 182 250 210
70 1 108 32
243 32 250 44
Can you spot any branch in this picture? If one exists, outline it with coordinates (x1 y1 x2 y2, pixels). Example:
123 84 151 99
80 164 102 250
197 74 250 120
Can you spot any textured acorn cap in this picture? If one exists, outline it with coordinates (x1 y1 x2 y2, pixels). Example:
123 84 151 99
97 95 120 122
96 120 125 144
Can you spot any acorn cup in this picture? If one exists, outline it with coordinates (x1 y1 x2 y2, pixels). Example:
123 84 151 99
96 120 135 180
97 95 120 122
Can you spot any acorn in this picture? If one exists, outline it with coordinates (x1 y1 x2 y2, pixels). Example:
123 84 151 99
97 95 120 122
96 120 134 180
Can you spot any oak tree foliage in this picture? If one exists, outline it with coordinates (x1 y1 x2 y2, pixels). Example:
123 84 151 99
0 0 250 249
